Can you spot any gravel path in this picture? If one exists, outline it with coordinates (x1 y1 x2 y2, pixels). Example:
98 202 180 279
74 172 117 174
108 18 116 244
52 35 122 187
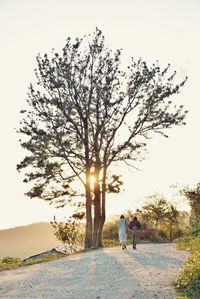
0 243 189 299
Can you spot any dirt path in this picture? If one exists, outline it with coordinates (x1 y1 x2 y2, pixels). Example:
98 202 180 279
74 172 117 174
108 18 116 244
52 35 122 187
0 243 189 299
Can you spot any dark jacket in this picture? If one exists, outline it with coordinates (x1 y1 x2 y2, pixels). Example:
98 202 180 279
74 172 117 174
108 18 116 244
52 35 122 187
128 219 141 230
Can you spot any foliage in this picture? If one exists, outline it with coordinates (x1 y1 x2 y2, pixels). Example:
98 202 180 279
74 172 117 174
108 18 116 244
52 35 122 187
190 215 200 236
1 257 21 264
175 236 200 298
181 183 200 237
181 183 200 217
17 27 188 248
137 224 161 242
103 214 164 242
51 216 84 249
137 194 169 226
103 217 119 240
0 257 22 271
136 194 187 240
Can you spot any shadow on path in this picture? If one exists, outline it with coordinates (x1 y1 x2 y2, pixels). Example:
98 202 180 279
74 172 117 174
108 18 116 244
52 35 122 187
0 244 188 299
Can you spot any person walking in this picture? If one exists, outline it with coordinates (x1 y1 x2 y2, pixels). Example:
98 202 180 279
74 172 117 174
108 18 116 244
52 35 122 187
128 216 141 250
118 215 128 250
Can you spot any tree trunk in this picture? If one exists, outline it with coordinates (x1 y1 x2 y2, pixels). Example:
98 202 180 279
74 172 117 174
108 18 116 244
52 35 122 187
97 191 105 247
92 166 107 248
169 224 173 240
97 168 107 247
84 170 93 249
155 219 159 227
93 167 101 247
83 119 93 249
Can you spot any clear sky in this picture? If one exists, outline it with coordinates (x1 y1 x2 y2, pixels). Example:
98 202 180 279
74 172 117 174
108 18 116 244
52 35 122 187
0 0 200 229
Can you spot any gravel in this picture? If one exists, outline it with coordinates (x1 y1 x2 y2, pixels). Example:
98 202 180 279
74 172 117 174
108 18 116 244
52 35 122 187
0 243 189 299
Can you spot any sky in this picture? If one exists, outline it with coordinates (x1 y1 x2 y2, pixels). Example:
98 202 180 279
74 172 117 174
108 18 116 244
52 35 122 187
0 0 200 229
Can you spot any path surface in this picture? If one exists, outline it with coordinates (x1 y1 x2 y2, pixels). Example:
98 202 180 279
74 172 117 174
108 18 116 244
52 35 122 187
0 243 189 299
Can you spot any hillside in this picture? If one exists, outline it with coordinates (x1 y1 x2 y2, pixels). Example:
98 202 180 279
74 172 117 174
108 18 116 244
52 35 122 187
0 222 61 259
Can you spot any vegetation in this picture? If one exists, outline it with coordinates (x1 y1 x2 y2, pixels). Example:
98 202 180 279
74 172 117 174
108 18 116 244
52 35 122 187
102 214 160 242
0 252 66 272
102 239 120 247
136 194 188 240
181 183 200 235
175 182 200 298
102 196 188 243
17 28 187 248
51 214 85 250
0 257 21 271
175 236 200 298
103 204 189 243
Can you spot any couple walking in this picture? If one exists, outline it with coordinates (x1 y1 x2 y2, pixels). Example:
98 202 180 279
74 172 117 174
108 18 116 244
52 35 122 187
118 215 141 250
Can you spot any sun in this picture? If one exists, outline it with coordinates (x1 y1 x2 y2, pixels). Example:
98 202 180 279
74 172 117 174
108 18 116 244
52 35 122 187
90 175 96 186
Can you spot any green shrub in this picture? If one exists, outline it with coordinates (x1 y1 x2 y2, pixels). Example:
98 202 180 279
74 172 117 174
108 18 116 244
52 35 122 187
175 236 200 297
1 257 21 264
0 257 22 271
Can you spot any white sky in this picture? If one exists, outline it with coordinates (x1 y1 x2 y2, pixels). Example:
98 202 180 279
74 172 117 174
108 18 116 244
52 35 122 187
0 0 200 229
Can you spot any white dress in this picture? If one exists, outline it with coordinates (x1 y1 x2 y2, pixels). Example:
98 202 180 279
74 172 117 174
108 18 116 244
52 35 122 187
118 218 127 243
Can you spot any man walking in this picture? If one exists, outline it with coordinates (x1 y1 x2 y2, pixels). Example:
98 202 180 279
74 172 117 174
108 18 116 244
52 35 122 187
128 216 141 250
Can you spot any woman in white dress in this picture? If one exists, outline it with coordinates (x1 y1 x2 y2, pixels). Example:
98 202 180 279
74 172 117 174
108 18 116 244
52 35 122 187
118 215 128 249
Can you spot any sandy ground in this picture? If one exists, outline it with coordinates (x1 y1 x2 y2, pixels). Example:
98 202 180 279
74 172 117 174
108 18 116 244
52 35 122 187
0 243 189 299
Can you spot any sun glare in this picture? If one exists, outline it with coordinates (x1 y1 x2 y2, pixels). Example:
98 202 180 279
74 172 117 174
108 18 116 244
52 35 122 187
90 175 96 186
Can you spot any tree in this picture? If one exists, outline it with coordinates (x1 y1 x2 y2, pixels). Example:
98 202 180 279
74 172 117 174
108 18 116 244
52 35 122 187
136 194 169 227
182 183 200 231
136 194 184 239
165 203 183 240
17 28 188 248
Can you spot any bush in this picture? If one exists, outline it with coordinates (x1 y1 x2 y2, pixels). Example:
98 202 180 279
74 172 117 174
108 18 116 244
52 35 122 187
136 226 163 242
103 219 118 240
51 218 84 249
1 257 21 264
173 228 188 239
175 236 200 297
0 257 22 271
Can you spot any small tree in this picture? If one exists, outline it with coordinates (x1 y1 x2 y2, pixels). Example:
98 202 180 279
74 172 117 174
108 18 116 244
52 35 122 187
51 212 85 251
136 194 169 227
165 203 183 240
17 28 187 248
137 194 184 239
182 183 200 232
